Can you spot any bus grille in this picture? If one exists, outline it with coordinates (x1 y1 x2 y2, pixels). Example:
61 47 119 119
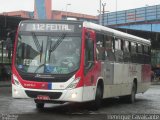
25 90 62 99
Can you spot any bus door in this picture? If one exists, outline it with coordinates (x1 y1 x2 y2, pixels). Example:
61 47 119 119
83 30 100 101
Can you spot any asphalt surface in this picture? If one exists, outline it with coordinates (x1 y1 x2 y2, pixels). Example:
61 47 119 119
0 85 160 120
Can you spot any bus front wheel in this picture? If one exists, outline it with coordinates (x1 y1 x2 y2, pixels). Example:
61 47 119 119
35 100 45 109
94 84 103 110
36 103 44 109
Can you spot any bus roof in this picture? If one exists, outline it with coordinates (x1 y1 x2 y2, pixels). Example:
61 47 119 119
83 21 151 46
19 20 83 25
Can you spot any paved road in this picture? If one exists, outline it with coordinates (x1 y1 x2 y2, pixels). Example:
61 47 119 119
0 85 160 120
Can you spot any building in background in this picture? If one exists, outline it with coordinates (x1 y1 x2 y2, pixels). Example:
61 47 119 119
0 0 98 22
0 10 98 23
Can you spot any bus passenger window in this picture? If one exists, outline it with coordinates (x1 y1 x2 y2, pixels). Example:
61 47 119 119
131 42 137 63
123 41 131 62
131 42 137 53
144 45 148 54
114 38 123 62
96 33 105 60
137 44 143 64
138 44 142 53
105 36 115 61
143 45 150 64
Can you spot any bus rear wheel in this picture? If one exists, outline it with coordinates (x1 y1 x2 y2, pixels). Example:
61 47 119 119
121 82 136 103
129 82 136 103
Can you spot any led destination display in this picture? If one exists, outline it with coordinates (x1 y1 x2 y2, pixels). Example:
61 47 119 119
19 22 82 32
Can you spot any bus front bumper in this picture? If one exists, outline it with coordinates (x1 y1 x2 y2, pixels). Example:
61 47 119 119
12 84 84 102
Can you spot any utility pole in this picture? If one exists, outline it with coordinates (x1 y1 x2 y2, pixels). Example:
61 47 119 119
102 3 106 26
99 0 102 25
116 0 118 24
66 3 71 20
116 0 117 12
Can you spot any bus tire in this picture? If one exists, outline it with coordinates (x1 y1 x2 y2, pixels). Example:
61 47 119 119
120 82 136 103
88 84 103 111
94 84 103 110
126 82 137 103
35 100 45 109
36 103 44 109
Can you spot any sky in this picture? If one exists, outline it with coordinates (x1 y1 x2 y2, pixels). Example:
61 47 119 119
0 0 160 15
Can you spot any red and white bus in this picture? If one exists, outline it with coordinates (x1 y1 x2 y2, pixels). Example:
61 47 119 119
12 20 151 109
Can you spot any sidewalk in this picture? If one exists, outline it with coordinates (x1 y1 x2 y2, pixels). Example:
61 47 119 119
0 80 11 87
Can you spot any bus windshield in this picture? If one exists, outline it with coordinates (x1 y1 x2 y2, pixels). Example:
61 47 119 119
15 33 81 74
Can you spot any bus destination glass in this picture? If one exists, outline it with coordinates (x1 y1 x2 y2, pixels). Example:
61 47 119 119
19 23 82 33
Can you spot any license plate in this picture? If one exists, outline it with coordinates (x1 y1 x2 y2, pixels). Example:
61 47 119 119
36 95 50 100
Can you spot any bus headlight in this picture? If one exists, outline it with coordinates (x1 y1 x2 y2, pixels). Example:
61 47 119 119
71 93 77 99
13 74 22 87
67 77 81 89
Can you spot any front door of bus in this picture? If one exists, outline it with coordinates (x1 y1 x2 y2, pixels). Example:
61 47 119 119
83 30 97 101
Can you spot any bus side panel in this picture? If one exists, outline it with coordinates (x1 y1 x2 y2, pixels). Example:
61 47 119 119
103 62 134 98
137 64 151 93
102 62 150 98
101 62 114 85
141 64 151 82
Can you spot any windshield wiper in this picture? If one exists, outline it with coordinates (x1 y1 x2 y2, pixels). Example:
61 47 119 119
31 32 43 62
49 33 66 53
32 32 41 52
40 41 43 62
49 33 66 61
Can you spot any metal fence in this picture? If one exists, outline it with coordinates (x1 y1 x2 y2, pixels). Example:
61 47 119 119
103 5 160 26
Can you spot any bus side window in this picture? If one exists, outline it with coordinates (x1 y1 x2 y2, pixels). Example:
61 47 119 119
131 42 137 63
138 44 142 53
131 42 137 53
137 43 143 64
96 33 105 61
114 38 123 62
105 35 115 61
123 40 131 62
143 45 150 64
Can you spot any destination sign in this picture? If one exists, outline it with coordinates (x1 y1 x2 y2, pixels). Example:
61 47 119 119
20 23 77 32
